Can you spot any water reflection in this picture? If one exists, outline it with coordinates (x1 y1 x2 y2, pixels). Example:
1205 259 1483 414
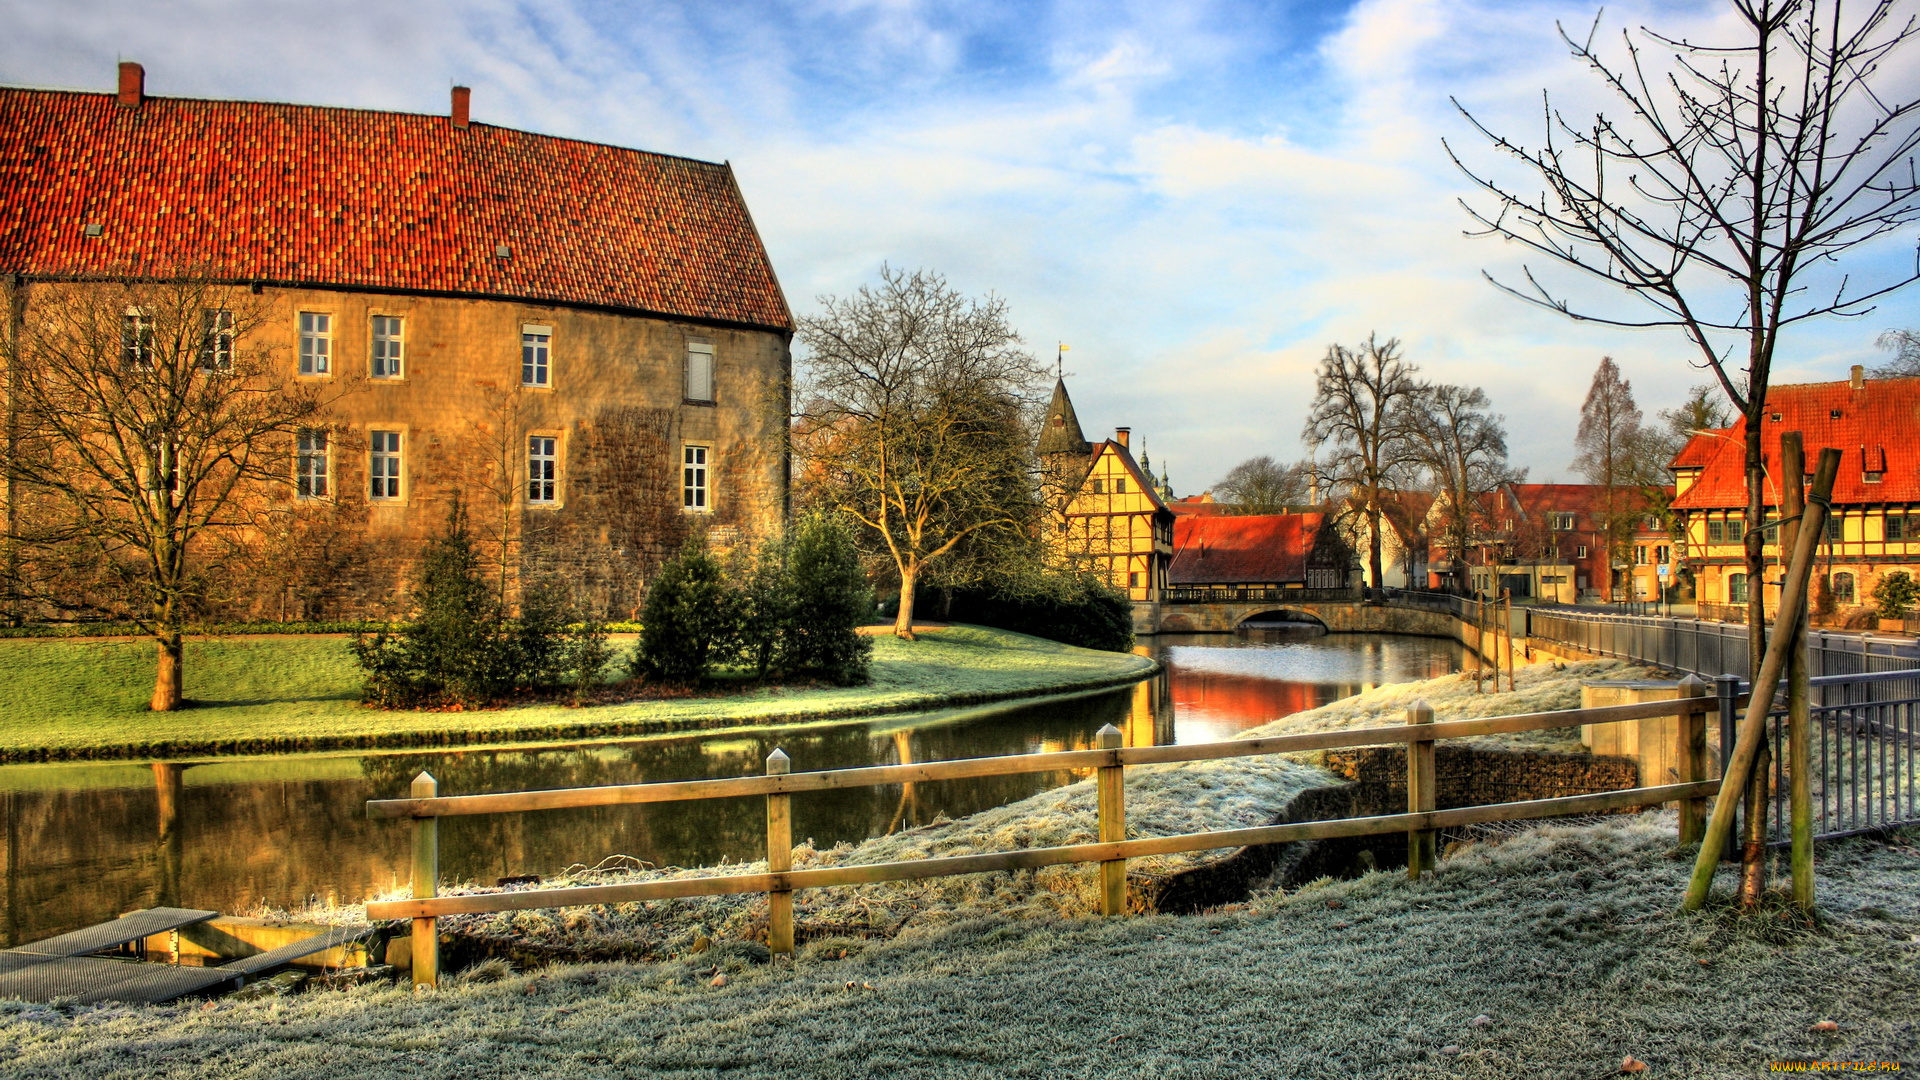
0 630 1460 945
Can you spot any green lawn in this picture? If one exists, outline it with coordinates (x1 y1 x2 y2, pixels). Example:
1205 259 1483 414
2 818 1914 1078
0 627 1154 761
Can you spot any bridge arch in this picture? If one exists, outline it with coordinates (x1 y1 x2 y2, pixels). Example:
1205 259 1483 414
1232 608 1329 631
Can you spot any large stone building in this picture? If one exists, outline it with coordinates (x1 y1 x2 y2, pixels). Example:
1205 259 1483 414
1 64 792 619
1670 367 1920 620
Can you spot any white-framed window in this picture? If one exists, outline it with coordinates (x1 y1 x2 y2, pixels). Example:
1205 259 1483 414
371 315 404 379
1551 512 1576 531
1575 545 1589 559
683 444 710 511
298 312 332 376
369 430 403 499
199 309 234 372
522 325 551 388
296 430 329 498
527 435 558 504
122 308 153 369
684 341 714 403
1634 545 1648 565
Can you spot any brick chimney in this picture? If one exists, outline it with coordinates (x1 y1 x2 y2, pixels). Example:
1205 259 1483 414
116 62 144 108
451 86 470 129
1114 426 1130 448
1851 364 1865 390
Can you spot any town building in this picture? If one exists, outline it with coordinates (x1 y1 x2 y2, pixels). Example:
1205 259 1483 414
1444 483 1615 603
1669 367 1920 622
0 64 792 619
1037 379 1174 627
1167 513 1352 596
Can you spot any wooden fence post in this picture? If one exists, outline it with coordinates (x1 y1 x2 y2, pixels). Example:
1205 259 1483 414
410 770 439 989
1095 723 1126 916
1406 701 1436 877
1676 674 1710 844
765 748 794 955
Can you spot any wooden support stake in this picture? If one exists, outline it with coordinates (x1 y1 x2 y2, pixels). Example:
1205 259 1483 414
1502 590 1516 693
1676 674 1710 845
1780 433 1814 912
765 748 794 955
1474 595 1486 692
410 770 439 989
1684 446 1839 911
1406 701 1437 877
1095 724 1127 916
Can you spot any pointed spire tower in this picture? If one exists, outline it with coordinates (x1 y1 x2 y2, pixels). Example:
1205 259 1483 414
1037 378 1093 459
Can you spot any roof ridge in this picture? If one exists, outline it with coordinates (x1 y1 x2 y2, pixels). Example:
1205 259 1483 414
0 85 733 170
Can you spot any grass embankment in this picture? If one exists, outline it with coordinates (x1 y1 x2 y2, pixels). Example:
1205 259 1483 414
0 626 1155 762
4 818 1915 1077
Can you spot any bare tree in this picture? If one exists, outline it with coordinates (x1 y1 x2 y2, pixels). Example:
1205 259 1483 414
1450 0 1920 646
0 273 324 710
1572 357 1646 599
1873 328 1920 376
795 266 1046 639
1407 383 1522 594
1214 455 1312 515
1303 334 1424 602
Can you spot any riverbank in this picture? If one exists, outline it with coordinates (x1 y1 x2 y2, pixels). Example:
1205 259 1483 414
5 817 1914 1077
0 626 1156 762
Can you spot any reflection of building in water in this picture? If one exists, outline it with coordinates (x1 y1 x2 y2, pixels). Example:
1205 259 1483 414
1126 675 1175 748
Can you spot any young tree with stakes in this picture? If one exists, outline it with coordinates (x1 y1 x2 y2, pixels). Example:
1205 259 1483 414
1304 334 1424 602
1 273 324 710
1449 0 1920 659
795 266 1046 639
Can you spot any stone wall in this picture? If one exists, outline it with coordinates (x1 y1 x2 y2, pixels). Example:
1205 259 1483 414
14 282 791 621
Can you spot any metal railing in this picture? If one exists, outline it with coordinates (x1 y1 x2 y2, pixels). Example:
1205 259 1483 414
1160 586 1361 604
1747 670 1920 843
1524 607 1920 702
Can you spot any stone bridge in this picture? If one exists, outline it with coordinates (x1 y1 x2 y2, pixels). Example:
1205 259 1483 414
1146 597 1494 660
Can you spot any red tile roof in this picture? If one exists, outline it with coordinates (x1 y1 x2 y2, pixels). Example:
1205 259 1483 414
1170 513 1326 585
0 88 792 331
1670 428 1730 470
1669 378 1920 509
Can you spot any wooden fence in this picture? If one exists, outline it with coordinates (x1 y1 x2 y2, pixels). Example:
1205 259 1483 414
364 678 1722 987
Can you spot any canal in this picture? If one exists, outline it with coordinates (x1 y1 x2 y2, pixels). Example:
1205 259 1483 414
0 630 1464 946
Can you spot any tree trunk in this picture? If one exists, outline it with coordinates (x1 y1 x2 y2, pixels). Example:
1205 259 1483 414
894 564 918 641
150 632 183 712
1745 423 1767 677
1366 495 1384 605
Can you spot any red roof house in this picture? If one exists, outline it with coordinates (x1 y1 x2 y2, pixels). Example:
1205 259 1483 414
1169 513 1350 591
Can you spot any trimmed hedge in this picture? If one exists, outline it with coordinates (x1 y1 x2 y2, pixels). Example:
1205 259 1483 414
941 572 1135 653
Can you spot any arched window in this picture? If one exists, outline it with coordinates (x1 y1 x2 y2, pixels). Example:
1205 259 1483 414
1832 572 1855 604
1729 573 1749 604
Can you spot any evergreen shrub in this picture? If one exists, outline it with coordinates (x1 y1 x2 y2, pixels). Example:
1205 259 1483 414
633 540 739 684
350 509 611 708
780 513 873 684
1872 570 1919 620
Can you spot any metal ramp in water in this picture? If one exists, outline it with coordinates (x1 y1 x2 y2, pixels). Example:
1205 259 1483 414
0 908 374 1005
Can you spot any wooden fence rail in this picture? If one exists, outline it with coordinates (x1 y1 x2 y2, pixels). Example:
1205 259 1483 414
366 678 1719 987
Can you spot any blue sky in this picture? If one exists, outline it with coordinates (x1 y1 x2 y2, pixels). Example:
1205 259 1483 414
6 0 1916 489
